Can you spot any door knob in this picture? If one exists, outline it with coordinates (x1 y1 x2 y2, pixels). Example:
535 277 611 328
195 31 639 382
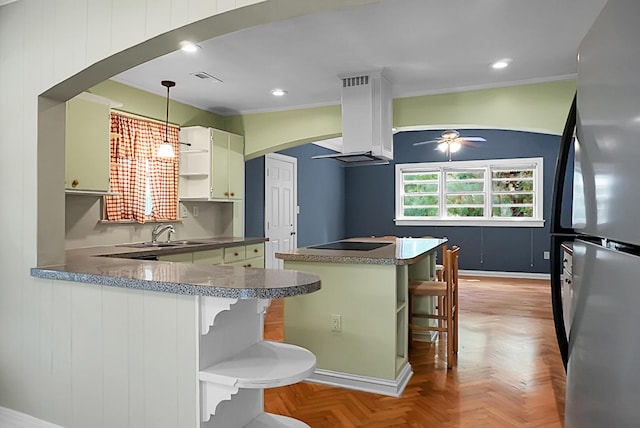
291 231 296 236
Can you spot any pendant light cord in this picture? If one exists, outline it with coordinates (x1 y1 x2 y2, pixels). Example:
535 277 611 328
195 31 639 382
161 80 176 143
164 85 169 142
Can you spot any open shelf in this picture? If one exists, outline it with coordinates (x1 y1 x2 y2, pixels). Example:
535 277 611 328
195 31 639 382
180 148 208 154
179 172 208 177
246 413 310 428
65 189 119 196
199 341 316 389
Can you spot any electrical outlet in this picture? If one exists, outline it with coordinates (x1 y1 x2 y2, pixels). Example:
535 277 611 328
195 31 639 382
179 203 188 218
543 251 550 260
192 206 199 217
331 314 342 332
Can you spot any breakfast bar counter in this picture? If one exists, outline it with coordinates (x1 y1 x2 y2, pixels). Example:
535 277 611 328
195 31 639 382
276 236 447 266
276 237 447 397
30 238 321 428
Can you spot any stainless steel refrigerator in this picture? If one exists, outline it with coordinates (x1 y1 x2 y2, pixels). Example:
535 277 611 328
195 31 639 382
550 1 640 426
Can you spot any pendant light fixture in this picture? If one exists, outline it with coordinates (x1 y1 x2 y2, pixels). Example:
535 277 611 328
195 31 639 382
157 80 176 158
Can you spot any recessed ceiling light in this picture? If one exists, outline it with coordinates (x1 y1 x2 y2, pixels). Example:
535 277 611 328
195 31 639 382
180 41 201 53
491 59 511 69
271 88 288 96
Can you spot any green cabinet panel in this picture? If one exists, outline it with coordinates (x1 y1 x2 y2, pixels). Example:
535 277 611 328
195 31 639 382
210 128 229 199
221 243 264 268
193 249 223 265
210 128 244 200
228 133 245 200
65 94 110 192
156 243 264 268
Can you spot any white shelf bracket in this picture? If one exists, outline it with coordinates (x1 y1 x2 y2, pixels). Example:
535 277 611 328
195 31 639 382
200 381 239 422
200 296 239 335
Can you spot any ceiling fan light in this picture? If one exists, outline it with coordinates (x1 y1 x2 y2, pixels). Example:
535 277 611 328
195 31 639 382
450 141 462 152
442 130 459 140
437 142 449 152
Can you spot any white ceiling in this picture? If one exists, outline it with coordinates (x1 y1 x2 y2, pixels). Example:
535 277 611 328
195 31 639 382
113 0 607 117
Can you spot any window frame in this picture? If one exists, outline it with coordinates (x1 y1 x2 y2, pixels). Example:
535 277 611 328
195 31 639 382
395 157 544 227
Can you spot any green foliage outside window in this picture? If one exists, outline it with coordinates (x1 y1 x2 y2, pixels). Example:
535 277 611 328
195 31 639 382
448 207 484 217
404 207 439 217
398 159 541 223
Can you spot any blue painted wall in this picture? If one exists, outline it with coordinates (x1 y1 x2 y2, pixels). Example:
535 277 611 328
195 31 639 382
246 129 570 274
245 156 265 237
345 129 564 273
245 144 346 248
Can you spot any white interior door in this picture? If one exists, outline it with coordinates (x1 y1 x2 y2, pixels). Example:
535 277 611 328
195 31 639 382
265 153 297 269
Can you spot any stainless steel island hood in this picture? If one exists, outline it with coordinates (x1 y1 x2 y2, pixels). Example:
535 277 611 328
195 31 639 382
312 70 393 166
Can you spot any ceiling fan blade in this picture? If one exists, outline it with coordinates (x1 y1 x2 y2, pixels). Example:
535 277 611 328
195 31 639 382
413 139 441 146
463 137 487 142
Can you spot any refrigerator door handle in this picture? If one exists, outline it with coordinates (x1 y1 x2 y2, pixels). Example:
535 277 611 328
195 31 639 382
550 236 569 369
551 93 576 236
550 93 577 370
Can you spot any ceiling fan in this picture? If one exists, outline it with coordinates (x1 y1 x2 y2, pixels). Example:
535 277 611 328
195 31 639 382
413 130 486 160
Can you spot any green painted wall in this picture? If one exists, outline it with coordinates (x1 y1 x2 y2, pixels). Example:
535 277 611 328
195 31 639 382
89 80 226 129
226 104 342 159
229 79 576 160
394 79 576 134
283 260 400 380
92 78 576 161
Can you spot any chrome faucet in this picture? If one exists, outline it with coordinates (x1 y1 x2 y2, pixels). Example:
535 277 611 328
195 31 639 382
151 223 175 243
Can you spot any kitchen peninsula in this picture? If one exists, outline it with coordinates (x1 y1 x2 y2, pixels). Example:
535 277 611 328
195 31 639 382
31 237 320 428
276 236 447 397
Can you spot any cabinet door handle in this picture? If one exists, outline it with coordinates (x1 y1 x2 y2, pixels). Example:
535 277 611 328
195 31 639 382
234 252 239 256
224 192 229 196
254 249 258 253
72 179 79 188
230 192 235 197
246 264 252 268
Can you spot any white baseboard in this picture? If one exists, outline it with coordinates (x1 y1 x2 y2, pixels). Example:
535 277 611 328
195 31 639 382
460 270 550 280
0 407 61 428
306 363 413 397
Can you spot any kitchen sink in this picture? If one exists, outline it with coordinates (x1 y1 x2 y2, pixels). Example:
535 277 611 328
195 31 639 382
117 240 207 248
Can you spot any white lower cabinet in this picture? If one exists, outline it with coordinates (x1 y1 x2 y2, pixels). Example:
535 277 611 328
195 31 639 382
198 297 315 427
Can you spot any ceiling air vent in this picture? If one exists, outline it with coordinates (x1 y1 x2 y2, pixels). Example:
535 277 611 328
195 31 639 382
190 72 223 83
342 75 369 87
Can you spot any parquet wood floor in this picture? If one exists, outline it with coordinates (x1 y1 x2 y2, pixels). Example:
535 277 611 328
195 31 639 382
264 276 566 427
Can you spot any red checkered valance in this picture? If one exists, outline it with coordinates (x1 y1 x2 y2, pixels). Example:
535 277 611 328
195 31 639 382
105 112 179 223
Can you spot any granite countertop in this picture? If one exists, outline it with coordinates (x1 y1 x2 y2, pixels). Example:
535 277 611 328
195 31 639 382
31 237 321 299
276 237 448 265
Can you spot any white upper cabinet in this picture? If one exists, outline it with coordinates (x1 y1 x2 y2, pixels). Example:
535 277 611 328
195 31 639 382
179 126 244 201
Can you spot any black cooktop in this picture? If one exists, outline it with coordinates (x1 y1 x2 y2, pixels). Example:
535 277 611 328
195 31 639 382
308 241 391 251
